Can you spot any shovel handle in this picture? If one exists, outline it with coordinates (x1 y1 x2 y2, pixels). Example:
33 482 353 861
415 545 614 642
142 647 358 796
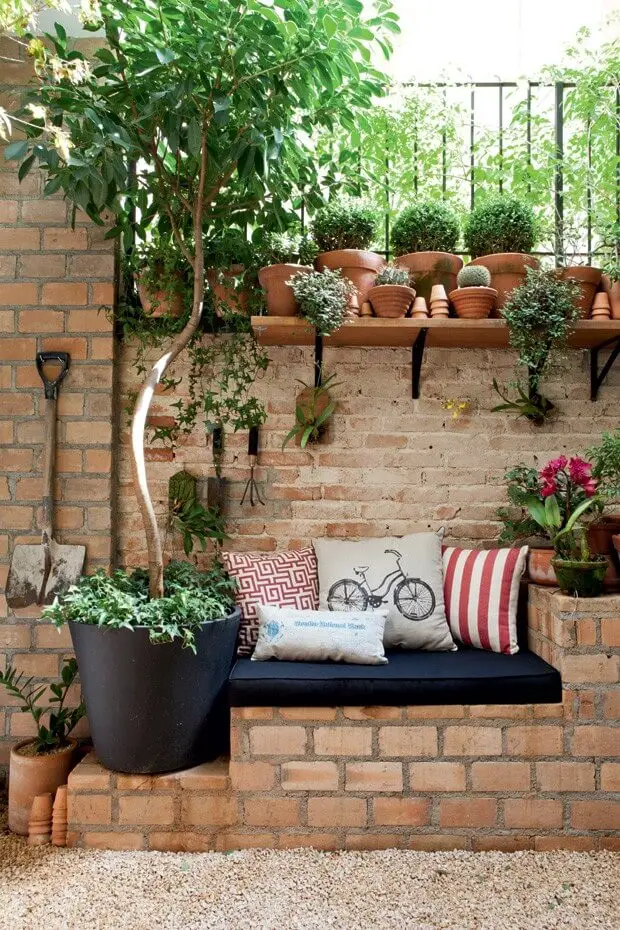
36 352 69 400
37 353 68 540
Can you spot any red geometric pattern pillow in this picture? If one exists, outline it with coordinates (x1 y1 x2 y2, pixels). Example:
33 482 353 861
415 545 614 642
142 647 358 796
222 548 319 656
442 546 528 655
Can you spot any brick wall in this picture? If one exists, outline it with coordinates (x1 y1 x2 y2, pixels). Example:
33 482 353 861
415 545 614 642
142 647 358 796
0 42 115 767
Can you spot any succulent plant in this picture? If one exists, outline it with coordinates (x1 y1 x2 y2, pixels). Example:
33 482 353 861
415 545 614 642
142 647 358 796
391 201 460 255
287 268 355 335
312 197 379 252
464 196 537 258
375 264 410 286
457 265 491 288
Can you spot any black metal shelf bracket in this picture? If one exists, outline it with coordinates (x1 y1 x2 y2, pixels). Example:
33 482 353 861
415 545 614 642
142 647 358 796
314 333 324 388
590 335 620 401
412 328 428 399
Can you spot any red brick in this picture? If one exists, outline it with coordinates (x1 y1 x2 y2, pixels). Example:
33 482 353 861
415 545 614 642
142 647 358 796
603 691 620 719
91 283 115 305
373 797 430 826
473 836 534 852
571 800 620 831
409 835 470 851
504 798 563 829
281 761 339 791
1 393 33 415
344 706 402 720
182 795 238 827
43 228 88 250
69 795 111 825
536 761 595 792
314 726 372 756
308 797 367 828
571 726 619 757
601 618 620 647
562 654 619 684
601 763 620 791
229 761 275 791
21 200 67 223
505 726 563 756
42 283 88 306
12 653 58 677
471 761 531 792
409 761 466 791
65 421 111 445
0 625 30 648
117 795 174 826
215 833 275 852
345 762 403 792
440 798 497 828
244 798 300 828
83 832 143 850
0 506 33 530
249 726 306 756
0 337 36 360
443 726 502 756
148 832 213 852
379 726 438 757
67 309 113 332
0 228 40 251
20 254 66 278
41 336 88 360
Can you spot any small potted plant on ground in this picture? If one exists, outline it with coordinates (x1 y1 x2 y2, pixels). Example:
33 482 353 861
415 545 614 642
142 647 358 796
391 200 462 302
449 264 497 319
130 235 189 319
205 231 253 317
493 268 580 424
257 232 317 316
282 373 340 449
465 196 539 308
312 197 383 313
288 267 356 336
43 561 240 774
367 264 416 318
0 659 85 835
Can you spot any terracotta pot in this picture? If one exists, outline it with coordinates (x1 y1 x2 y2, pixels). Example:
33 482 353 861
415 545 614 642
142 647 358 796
367 284 416 319
559 266 602 318
411 296 429 319
612 534 620 572
588 517 620 591
601 274 620 320
258 264 312 317
449 286 497 320
396 252 463 303
136 276 184 319
470 253 539 309
207 265 248 317
591 292 611 319
316 250 384 313
527 548 557 586
9 739 78 836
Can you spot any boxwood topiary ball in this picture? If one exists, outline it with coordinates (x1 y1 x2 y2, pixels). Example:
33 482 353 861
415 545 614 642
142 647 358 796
464 196 537 258
391 201 460 255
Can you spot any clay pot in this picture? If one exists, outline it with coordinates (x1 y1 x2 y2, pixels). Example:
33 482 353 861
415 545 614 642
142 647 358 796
559 266 602 318
28 792 53 846
136 276 184 319
527 548 557 586
601 275 620 320
207 265 248 317
470 253 539 309
449 286 497 320
316 250 385 314
591 292 611 319
51 784 68 847
612 535 620 573
9 739 78 836
367 284 416 319
258 264 312 317
396 252 463 303
411 296 429 319
588 517 620 591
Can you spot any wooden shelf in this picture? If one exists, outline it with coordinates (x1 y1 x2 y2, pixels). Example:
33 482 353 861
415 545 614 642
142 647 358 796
251 316 620 350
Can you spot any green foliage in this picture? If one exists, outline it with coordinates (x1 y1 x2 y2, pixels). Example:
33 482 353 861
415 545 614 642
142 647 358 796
391 201 460 255
282 373 340 449
0 659 85 754
256 231 318 268
496 464 545 544
312 197 379 252
42 561 236 653
375 264 410 286
205 231 254 272
168 470 227 556
289 268 355 335
457 264 491 288
464 196 537 258
587 430 620 500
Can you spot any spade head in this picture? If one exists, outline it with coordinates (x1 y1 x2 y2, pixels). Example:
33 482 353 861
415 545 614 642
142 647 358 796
6 538 85 609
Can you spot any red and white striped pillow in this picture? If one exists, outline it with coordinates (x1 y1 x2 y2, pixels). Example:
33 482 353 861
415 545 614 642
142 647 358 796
442 546 528 655
222 548 319 656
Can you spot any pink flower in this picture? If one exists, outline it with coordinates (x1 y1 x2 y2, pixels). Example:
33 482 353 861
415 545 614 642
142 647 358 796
540 456 567 480
568 456 593 483
582 479 597 498
541 479 557 498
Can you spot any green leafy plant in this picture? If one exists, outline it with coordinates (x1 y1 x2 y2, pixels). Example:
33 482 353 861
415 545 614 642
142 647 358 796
168 470 227 556
375 264 410 286
256 231 318 268
0 659 85 754
43 561 236 653
282 373 340 449
464 196 537 258
288 268 355 335
587 430 620 501
126 233 191 317
457 264 491 288
493 268 580 423
391 201 460 255
497 464 556 545
312 197 379 252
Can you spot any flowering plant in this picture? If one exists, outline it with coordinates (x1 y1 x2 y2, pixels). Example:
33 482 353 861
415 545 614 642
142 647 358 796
524 456 603 560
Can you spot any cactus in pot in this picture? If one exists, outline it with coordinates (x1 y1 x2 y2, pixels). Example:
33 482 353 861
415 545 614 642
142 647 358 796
367 264 416 318
449 263 497 319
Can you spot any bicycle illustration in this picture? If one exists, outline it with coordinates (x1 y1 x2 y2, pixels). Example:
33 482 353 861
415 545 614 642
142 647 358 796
327 549 436 621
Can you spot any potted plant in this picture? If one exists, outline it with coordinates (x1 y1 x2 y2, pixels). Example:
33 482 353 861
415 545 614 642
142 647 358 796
288 268 356 336
0 659 84 835
367 264 416 318
449 264 497 319
205 231 253 318
43 562 240 774
464 196 539 308
282 373 340 449
129 235 189 319
493 268 580 424
257 232 317 317
312 197 383 313
391 200 462 302
497 464 557 585
556 243 602 317
601 221 620 319
586 430 620 588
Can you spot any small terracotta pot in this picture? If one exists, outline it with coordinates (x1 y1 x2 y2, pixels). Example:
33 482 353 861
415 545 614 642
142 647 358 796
316 250 384 314
411 296 429 319
9 739 78 836
470 253 539 309
258 264 312 317
559 266 602 318
527 548 557 586
396 252 463 303
601 274 620 320
367 284 416 319
449 286 497 319
591 292 611 319
207 265 248 317
136 276 184 319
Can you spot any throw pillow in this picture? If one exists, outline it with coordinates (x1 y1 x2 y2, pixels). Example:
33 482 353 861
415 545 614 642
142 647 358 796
222 548 319 656
442 546 528 655
314 532 455 651
252 605 388 665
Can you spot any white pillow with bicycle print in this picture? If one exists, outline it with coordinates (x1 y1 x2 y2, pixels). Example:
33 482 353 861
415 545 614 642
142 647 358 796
313 532 456 651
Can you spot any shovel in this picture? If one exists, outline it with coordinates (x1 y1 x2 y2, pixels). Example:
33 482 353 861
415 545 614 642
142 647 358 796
6 352 86 608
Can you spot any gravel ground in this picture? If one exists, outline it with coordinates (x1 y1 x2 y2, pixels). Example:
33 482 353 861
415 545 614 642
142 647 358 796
0 828 618 930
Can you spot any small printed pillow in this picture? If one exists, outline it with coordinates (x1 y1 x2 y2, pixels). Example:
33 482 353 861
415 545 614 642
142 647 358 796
442 546 528 655
314 532 455 652
252 605 388 665
222 548 319 656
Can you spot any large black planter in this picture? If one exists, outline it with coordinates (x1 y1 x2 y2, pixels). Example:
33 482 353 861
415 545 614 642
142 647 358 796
69 609 240 774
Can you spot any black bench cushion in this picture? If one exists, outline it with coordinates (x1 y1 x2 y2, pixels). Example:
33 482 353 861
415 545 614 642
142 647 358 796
229 648 562 707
